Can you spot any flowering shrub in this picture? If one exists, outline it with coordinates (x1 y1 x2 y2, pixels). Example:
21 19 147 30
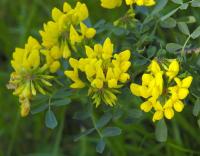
7 0 200 154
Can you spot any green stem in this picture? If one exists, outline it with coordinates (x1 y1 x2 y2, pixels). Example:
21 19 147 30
91 105 103 138
181 35 191 58
7 112 20 156
52 108 66 156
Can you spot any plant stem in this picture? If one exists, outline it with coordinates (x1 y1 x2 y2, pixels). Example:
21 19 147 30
7 112 20 156
90 105 103 138
52 108 66 156
181 35 191 59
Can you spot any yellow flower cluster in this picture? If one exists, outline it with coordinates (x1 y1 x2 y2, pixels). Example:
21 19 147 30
40 2 96 73
130 59 193 122
7 37 53 117
101 0 155 9
65 38 131 107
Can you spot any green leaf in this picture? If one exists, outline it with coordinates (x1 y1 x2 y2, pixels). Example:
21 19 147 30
193 98 200 116
96 112 112 129
31 104 48 114
191 0 200 7
166 43 182 52
155 119 168 142
73 111 91 120
147 46 157 58
102 127 122 137
191 26 200 39
177 22 190 35
74 128 95 142
161 8 179 21
160 17 176 28
151 0 168 15
51 98 71 107
128 109 143 119
96 139 106 154
171 0 183 4
180 3 189 10
45 110 58 129
177 16 196 24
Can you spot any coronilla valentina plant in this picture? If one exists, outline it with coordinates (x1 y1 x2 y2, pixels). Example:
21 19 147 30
7 0 200 154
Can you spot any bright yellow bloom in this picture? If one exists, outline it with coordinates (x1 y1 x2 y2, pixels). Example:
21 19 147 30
169 76 193 100
101 0 155 9
135 0 155 6
70 25 83 45
166 59 179 81
131 60 163 99
65 38 131 107
80 22 96 39
8 36 54 117
101 0 122 9
39 2 95 73
130 59 193 122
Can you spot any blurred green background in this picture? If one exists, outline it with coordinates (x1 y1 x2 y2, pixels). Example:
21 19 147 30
0 0 200 156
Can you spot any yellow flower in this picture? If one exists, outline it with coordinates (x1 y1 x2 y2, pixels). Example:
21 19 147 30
125 0 135 5
169 76 193 100
49 61 61 73
130 59 193 122
140 97 155 112
152 101 164 122
166 59 179 80
101 0 122 9
101 0 155 9
20 97 31 117
40 21 61 48
39 2 94 62
64 58 85 89
65 38 131 107
80 22 96 39
70 25 83 45
135 0 155 6
130 60 163 99
147 60 161 75
8 36 54 117
173 100 184 112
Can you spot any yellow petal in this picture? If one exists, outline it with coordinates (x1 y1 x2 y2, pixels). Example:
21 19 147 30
101 0 122 9
119 73 130 83
50 46 62 59
52 7 63 22
140 100 152 112
130 83 141 97
69 58 79 69
49 61 60 73
63 2 72 13
164 108 174 119
125 0 135 5
142 73 153 86
91 79 104 89
178 88 189 99
140 85 150 98
166 59 179 80
102 38 113 59
70 81 85 88
119 50 131 61
108 79 118 88
120 61 131 72
181 76 193 88
174 100 184 112
153 111 163 122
